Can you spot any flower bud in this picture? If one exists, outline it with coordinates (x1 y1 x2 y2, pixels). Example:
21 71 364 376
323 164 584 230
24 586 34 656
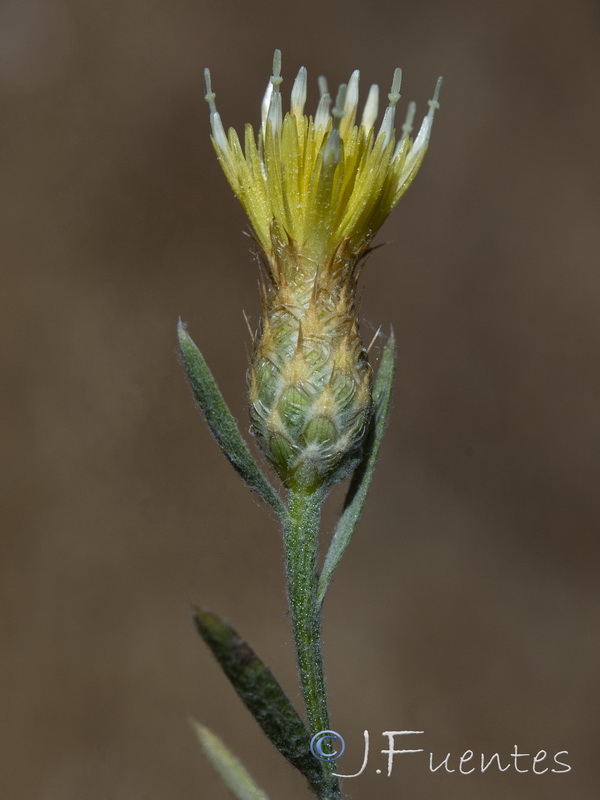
204 52 441 490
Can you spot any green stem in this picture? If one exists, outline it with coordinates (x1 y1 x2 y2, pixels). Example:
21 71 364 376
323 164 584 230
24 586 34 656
283 489 341 800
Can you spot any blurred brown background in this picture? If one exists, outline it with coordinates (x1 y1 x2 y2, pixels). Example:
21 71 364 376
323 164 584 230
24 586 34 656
2 0 600 798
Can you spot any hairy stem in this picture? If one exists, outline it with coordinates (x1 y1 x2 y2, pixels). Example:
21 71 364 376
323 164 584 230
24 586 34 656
284 490 341 800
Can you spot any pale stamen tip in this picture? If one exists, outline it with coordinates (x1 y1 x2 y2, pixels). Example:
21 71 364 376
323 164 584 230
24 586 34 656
360 84 379 130
294 65 308 85
272 49 282 77
401 101 416 139
388 67 402 105
204 68 216 111
332 84 348 122
429 77 443 111
291 66 308 116
269 49 283 92
344 70 360 115
315 76 332 129
323 84 346 165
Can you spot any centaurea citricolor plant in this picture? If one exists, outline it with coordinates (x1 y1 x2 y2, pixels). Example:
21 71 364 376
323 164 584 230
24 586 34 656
178 50 441 800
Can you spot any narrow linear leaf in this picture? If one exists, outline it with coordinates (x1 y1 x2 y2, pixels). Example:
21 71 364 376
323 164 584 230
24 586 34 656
317 330 397 605
193 607 324 794
192 720 270 800
178 322 284 517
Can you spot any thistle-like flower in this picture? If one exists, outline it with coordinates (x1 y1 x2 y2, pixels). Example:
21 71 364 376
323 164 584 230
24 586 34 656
205 51 441 492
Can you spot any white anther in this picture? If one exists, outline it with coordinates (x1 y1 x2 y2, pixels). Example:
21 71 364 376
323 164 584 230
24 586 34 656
388 67 402 105
204 68 216 112
323 83 346 166
291 66 307 116
360 84 379 132
265 49 284 134
392 100 416 159
378 106 394 145
261 80 273 132
378 67 403 145
322 128 340 165
401 101 416 139
204 68 229 155
403 77 442 174
428 75 443 111
332 83 347 121
344 70 360 115
267 90 282 134
271 49 283 87
315 76 331 129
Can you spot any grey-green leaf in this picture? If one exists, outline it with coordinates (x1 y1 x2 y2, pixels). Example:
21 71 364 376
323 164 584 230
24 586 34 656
192 720 270 800
317 331 397 605
193 607 324 795
178 322 284 517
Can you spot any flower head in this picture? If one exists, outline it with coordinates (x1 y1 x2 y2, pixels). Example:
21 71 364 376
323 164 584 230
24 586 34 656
205 50 440 267
204 51 441 491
